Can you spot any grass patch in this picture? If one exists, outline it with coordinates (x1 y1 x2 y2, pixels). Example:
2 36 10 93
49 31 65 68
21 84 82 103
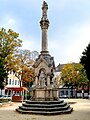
0 98 11 103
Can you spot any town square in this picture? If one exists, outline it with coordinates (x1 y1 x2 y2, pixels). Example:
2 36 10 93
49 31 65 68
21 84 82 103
0 99 90 120
0 0 90 119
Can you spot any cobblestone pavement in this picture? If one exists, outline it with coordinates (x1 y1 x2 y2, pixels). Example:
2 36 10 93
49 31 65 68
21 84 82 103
0 99 90 120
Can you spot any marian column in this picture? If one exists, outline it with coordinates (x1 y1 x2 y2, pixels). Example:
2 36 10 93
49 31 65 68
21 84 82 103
40 1 49 54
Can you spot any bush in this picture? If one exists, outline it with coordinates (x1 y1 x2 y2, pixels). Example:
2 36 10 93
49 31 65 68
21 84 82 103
0 98 10 103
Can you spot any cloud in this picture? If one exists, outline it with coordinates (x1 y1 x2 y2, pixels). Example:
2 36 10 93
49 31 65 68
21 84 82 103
66 21 90 61
8 18 16 25
1 0 90 66
21 35 41 52
49 20 90 65
0 14 18 31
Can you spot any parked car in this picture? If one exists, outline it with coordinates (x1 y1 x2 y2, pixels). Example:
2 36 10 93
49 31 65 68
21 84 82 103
59 95 68 98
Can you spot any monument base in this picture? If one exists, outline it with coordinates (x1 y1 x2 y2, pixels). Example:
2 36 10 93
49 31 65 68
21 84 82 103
31 87 58 101
16 100 73 115
16 87 73 115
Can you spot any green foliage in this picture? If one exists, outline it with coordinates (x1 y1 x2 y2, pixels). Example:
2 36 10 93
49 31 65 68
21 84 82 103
0 27 22 89
75 64 87 85
0 98 10 103
60 63 88 87
0 28 22 71
80 43 90 81
0 28 22 58
0 27 38 89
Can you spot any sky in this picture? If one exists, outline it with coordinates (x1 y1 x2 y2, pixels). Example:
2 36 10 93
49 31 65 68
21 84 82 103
0 0 90 66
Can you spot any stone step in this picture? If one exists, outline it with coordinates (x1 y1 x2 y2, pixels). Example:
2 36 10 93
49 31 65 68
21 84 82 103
16 107 73 115
22 102 67 108
25 100 64 104
19 104 70 111
16 100 73 115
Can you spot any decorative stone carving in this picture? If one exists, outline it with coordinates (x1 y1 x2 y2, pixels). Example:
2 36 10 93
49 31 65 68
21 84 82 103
47 75 50 86
41 1 48 21
39 70 46 87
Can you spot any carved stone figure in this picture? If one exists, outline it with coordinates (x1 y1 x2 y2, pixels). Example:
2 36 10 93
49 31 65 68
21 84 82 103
42 1 48 20
39 71 46 86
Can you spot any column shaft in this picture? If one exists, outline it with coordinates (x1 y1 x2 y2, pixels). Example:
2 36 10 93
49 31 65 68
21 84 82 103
42 29 48 51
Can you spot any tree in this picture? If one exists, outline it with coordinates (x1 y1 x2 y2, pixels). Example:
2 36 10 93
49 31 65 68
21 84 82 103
60 63 88 87
75 63 88 85
76 63 88 98
80 43 90 81
14 49 39 87
80 43 90 96
60 63 88 97
61 63 76 86
0 28 22 71
0 28 22 89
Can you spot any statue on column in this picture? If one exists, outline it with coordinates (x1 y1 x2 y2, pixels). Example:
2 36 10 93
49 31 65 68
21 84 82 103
41 1 48 21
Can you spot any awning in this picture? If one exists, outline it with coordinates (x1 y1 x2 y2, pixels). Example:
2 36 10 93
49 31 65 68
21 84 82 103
5 87 28 91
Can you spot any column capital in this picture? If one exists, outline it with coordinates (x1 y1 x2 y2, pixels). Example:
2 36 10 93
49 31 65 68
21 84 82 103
40 20 49 29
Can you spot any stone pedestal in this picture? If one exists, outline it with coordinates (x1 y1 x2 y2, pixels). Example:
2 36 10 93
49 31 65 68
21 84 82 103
31 87 58 101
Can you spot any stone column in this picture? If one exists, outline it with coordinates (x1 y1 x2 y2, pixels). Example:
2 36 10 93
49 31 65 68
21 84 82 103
35 76 38 85
42 29 48 51
40 1 49 53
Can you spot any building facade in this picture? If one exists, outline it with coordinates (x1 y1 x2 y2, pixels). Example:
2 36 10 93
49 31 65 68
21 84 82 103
55 63 90 98
0 71 21 96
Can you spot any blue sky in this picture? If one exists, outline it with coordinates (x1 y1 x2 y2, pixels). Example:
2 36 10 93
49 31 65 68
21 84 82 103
0 0 90 66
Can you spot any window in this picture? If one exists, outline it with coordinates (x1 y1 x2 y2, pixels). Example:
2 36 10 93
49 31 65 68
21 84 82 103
12 79 14 85
18 80 20 85
70 91 73 96
61 91 64 96
9 79 11 85
66 91 68 95
15 80 17 85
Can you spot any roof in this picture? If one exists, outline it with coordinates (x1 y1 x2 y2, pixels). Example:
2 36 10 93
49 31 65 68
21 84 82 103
55 64 64 72
34 53 55 69
55 62 78 72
